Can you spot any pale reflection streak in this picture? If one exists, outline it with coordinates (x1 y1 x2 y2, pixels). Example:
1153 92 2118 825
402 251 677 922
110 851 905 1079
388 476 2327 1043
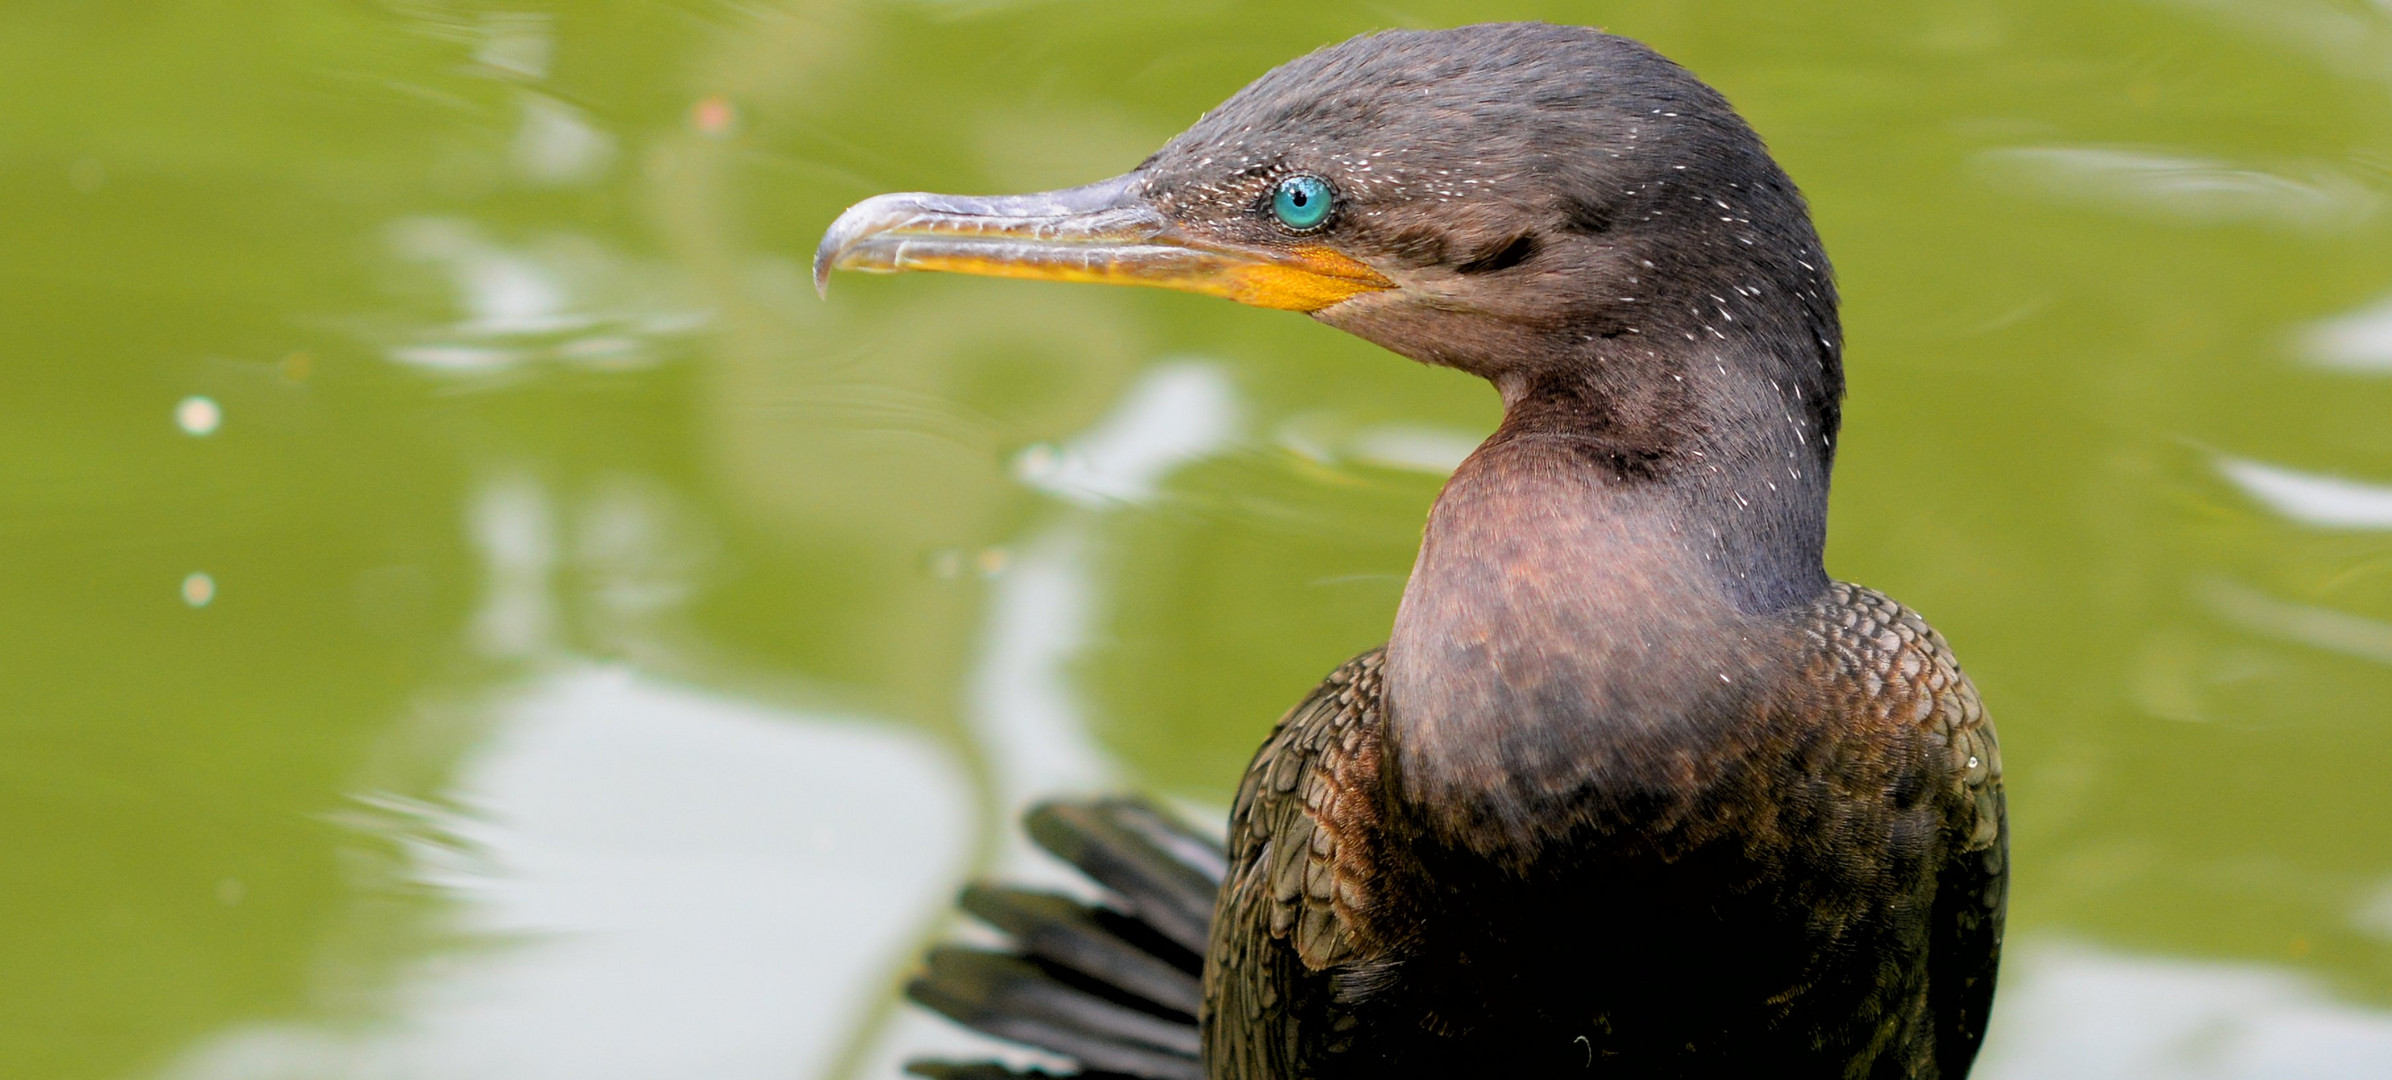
467 475 557 659
157 667 971 1080
2201 579 2392 668
2355 880 2392 943
2206 457 2392 664
856 364 1242 1077
469 11 615 188
2151 0 2392 92
1344 424 1482 475
512 94 617 187
2302 296 2392 373
1275 411 1483 475
2155 2 2392 374
376 12 674 375
973 362 1240 857
2217 456 2392 530
1013 363 1239 508
2207 457 2392 662
967 364 1237 834
1976 146 2377 229
1978 943 2392 1080
383 217 707 375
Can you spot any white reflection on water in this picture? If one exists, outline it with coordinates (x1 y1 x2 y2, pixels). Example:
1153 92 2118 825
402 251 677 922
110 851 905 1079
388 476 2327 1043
467 472 716 659
1344 424 1482 475
1979 943 2392 1079
451 11 612 188
1012 362 1239 508
964 524 1115 821
1275 411 1484 475
2302 295 2392 372
2151 0 2392 90
155 364 1242 1080
156 666 971 1080
470 11 553 81
513 93 616 187
968 360 1242 850
2218 456 2392 530
468 475 557 658
961 363 1239 865
381 217 707 375
159 465 974 1080
1977 146 2377 229
859 363 1241 1075
2357 880 2392 943
2202 579 2392 667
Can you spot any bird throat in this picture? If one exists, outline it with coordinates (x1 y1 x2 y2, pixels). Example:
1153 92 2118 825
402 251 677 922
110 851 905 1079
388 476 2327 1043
1381 369 1830 866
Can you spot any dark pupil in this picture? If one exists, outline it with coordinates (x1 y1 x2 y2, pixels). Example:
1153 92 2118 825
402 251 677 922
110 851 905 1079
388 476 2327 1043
1290 188 1309 207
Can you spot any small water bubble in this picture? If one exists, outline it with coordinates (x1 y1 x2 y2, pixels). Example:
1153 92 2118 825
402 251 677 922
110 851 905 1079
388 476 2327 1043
175 396 221 436
974 548 1011 578
690 94 740 137
181 572 216 607
1967 755 1981 770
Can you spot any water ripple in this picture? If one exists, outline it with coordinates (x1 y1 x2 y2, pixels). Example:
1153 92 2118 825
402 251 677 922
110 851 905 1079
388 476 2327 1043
1978 146 2378 229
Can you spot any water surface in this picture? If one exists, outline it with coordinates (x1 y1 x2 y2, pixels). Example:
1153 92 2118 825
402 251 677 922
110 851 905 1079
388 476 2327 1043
7 2 2392 1077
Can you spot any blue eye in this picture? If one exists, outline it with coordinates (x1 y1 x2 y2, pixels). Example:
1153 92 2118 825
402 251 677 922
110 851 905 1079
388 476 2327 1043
1270 174 1335 231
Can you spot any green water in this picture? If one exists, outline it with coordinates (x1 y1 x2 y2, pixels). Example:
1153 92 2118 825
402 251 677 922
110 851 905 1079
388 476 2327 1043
8 1 2392 1077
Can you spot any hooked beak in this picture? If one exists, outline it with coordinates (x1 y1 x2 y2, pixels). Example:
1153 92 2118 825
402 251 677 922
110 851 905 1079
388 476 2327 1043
814 174 1393 313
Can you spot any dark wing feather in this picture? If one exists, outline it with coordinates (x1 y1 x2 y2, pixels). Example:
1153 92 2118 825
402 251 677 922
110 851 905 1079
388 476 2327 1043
1202 648 1391 1080
1807 583 2007 1078
907 945 1202 1078
904 797 1223 1080
1026 799 1222 958
958 884 1204 1018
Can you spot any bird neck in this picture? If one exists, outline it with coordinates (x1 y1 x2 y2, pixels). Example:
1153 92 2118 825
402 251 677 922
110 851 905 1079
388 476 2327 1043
1380 354 1832 865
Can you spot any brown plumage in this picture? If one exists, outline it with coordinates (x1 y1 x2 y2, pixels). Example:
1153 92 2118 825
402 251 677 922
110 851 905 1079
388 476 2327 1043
1204 581 2001 1078
817 21 2007 1080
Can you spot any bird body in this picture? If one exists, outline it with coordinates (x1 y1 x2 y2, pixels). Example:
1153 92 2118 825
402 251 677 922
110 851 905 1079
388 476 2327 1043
818 22 2006 1079
1212 585 2000 1079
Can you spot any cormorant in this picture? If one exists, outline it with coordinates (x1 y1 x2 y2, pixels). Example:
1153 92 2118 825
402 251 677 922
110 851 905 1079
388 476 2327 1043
816 22 2006 1080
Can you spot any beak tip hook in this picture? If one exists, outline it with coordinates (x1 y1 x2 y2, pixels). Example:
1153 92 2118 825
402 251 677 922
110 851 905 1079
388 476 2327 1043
811 244 837 299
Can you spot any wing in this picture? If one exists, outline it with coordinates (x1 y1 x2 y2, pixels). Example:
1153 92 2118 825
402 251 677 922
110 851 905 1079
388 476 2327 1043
1807 584 2007 1078
1202 648 1392 1080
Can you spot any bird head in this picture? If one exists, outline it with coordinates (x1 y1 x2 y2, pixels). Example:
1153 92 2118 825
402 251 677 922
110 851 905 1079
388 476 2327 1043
818 23 1840 428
